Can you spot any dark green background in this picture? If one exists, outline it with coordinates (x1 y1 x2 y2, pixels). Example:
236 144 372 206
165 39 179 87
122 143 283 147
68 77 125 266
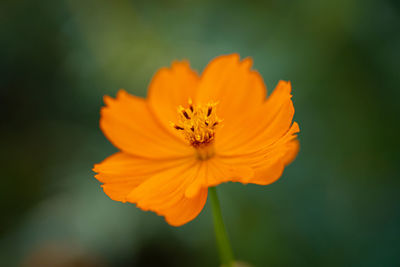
1 0 399 266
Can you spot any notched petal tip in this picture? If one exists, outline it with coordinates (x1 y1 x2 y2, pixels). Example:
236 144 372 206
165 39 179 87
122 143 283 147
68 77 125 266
92 164 99 173
153 60 196 79
102 95 114 106
116 89 129 99
277 79 291 87
241 56 254 69
226 52 241 60
275 80 293 97
171 59 190 68
210 53 256 70
291 121 300 133
207 53 241 66
102 89 128 105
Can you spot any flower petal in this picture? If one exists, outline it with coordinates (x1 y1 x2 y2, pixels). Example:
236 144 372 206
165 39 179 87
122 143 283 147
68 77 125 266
148 60 200 137
218 122 300 186
127 158 208 226
93 152 191 202
250 138 300 185
217 80 296 154
185 157 254 198
250 127 299 185
100 90 194 159
196 54 266 139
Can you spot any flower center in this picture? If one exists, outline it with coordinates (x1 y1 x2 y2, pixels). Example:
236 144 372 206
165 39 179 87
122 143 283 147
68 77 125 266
171 99 222 159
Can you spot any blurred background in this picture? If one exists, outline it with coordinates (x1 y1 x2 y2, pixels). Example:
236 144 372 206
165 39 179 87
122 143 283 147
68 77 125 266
1 0 400 266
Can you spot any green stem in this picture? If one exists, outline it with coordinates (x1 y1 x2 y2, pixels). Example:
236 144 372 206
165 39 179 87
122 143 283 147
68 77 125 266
209 187 235 267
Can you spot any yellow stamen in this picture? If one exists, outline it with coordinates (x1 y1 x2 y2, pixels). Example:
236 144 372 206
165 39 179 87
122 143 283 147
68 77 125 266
171 99 222 151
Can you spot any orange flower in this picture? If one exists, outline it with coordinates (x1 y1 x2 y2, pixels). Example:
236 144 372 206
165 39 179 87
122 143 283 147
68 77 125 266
93 54 299 226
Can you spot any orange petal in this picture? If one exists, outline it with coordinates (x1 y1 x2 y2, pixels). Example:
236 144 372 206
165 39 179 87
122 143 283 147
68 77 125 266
185 156 254 198
196 54 266 139
217 80 296 154
127 158 208 226
148 60 200 138
93 152 192 202
217 122 300 186
251 138 300 185
100 90 194 159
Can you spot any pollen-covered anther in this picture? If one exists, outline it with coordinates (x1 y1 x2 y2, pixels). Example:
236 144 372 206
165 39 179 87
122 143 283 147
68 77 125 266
171 99 222 148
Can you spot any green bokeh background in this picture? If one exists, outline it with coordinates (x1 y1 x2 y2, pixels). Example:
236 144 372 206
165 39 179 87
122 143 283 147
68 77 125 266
1 0 400 266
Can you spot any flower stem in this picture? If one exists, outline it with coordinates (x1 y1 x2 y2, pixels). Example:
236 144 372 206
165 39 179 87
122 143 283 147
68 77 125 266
209 187 235 267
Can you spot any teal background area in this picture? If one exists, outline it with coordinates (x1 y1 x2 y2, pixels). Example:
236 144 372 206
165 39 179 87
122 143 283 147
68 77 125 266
1 0 399 266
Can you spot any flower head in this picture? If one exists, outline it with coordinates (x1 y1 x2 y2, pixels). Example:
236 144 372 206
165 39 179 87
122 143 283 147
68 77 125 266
93 54 300 226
